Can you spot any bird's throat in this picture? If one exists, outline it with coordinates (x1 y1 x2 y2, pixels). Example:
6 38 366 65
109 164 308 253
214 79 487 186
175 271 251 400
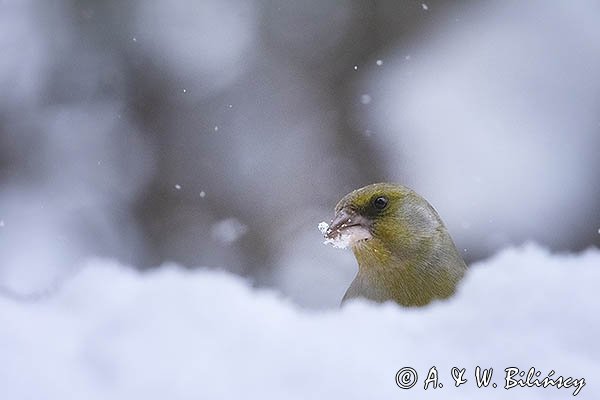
347 241 463 306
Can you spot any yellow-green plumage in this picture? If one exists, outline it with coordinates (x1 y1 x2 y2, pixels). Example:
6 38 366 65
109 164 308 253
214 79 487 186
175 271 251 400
324 183 467 307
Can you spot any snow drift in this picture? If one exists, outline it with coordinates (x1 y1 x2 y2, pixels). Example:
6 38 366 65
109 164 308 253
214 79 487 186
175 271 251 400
1 244 598 399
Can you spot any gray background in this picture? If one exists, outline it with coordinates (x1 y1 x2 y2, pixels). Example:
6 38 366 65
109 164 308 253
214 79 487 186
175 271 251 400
1 0 599 308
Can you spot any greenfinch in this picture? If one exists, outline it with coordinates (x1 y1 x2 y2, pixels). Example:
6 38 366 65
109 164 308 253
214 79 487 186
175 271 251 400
321 183 467 306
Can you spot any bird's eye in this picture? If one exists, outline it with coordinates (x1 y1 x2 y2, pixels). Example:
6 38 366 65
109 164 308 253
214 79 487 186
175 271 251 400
372 196 388 210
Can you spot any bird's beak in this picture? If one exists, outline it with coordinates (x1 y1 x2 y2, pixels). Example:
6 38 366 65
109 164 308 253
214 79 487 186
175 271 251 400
324 208 372 244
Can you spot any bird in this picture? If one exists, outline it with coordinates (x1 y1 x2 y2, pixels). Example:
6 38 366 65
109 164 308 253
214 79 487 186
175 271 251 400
321 183 467 307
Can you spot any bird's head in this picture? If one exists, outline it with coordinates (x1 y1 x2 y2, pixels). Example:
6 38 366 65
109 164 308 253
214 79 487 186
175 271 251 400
323 183 445 265
321 183 466 305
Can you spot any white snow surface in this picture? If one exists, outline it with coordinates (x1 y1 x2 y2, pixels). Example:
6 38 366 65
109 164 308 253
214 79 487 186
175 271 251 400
1 244 599 399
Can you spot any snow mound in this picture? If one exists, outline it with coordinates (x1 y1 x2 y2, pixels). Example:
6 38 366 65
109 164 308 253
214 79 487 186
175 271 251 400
1 244 599 399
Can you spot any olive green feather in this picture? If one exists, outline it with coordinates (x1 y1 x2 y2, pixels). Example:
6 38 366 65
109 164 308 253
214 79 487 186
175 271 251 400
325 183 467 307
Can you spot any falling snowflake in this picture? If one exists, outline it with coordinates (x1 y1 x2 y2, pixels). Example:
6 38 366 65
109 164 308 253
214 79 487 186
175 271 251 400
211 218 248 244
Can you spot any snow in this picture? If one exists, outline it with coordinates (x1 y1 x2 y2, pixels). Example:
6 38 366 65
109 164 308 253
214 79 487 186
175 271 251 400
376 59 383 66
210 218 248 244
317 221 329 234
323 234 351 249
199 191 206 198
360 94 372 104
0 244 598 399
318 220 372 249
318 221 352 249
174 184 182 190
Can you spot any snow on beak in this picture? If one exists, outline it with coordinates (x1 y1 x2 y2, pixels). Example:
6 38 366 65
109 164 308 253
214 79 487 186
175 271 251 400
320 208 372 249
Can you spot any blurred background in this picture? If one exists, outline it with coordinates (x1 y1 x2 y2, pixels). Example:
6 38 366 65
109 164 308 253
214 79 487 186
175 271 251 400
1 0 599 308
